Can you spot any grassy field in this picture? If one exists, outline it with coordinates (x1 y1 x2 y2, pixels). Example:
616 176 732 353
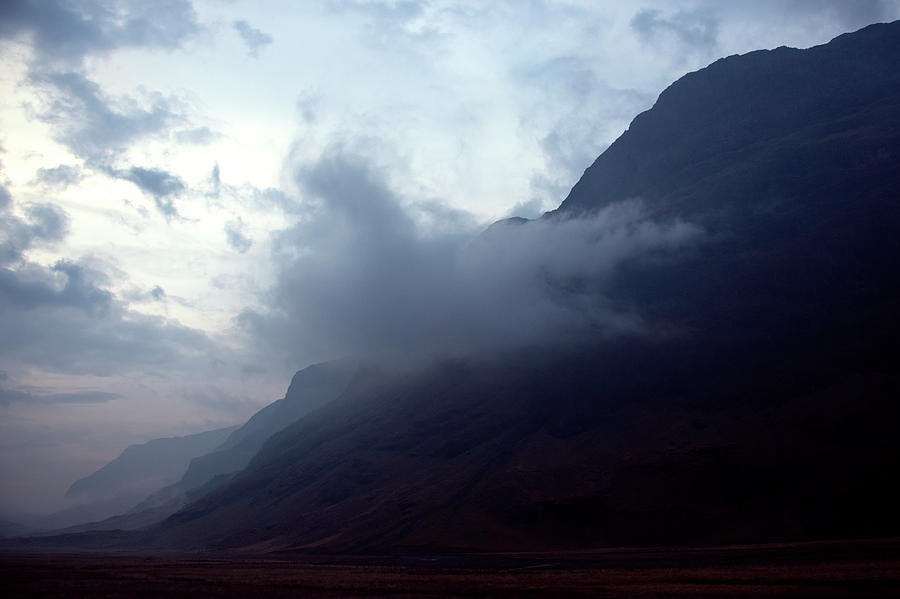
3 539 900 598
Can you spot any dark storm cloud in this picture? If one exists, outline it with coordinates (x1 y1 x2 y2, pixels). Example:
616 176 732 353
224 217 252 253
631 8 720 50
239 149 701 367
33 164 83 189
0 202 69 265
113 166 186 219
0 384 122 407
233 20 273 58
29 71 185 165
0 0 199 67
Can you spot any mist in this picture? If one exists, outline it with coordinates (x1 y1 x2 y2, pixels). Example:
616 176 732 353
239 148 702 369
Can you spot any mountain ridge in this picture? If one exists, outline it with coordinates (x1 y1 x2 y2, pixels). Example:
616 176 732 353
142 20 900 553
65 426 237 502
51 358 359 535
8 20 900 555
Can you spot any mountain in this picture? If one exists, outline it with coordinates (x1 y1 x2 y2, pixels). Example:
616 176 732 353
66 427 236 503
27 426 235 531
177 358 358 491
15 21 900 554
139 22 900 554
58 358 359 534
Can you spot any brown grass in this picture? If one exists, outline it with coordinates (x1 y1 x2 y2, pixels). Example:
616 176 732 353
3 542 900 598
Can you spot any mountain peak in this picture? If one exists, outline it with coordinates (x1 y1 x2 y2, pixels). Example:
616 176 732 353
556 20 900 218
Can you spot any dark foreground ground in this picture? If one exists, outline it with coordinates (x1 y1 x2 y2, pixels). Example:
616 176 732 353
3 538 900 598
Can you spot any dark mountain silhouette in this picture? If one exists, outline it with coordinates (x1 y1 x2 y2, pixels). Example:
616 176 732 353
11 21 900 554
137 21 900 553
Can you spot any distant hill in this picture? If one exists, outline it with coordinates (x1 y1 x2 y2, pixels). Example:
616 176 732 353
35 426 234 530
59 358 358 534
66 427 236 503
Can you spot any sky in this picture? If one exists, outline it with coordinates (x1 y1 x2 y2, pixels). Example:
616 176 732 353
1 0 899 517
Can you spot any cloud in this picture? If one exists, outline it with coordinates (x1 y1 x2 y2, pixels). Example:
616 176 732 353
182 385 260 415
174 126 220 145
22 202 68 242
5 3 206 222
0 259 112 314
233 19 273 58
29 70 185 165
214 176 304 215
517 55 653 207
149 285 166 301
0 185 10 212
0 0 199 67
8 6 203 223
209 163 221 198
0 258 215 376
505 198 545 220
0 384 122 407
33 164 83 189
113 166 186 219
778 0 897 30
1 202 69 265
122 284 167 304
224 217 252 253
239 148 701 367
631 8 720 51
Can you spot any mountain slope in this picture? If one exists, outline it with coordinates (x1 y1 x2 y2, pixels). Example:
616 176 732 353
146 21 900 553
558 21 900 220
43 21 900 554
153 354 900 552
42 426 236 530
178 358 358 490
61 358 360 534
66 427 236 502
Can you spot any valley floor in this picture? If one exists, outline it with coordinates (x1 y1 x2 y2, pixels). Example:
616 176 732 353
2 539 899 598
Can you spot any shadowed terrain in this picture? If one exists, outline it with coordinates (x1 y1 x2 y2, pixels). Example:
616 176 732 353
3 539 900 598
